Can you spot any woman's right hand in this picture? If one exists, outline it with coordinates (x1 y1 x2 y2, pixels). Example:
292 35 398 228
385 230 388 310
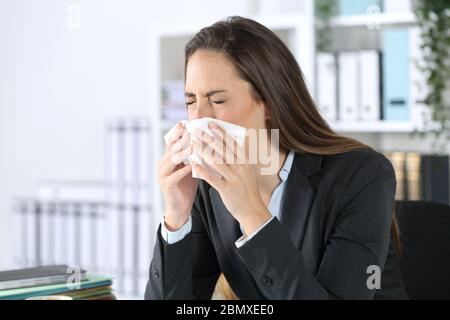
157 122 198 231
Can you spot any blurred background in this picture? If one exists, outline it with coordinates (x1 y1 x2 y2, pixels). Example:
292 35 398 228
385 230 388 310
0 0 449 299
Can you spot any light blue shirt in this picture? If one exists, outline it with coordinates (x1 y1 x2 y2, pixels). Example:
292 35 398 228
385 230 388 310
161 150 296 248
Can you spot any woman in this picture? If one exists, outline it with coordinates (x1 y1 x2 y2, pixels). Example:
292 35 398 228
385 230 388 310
145 16 408 300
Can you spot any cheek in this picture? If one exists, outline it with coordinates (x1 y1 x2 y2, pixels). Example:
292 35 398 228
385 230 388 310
215 102 263 128
215 107 243 124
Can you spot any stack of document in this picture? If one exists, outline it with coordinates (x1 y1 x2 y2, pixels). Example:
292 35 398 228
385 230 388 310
0 265 115 300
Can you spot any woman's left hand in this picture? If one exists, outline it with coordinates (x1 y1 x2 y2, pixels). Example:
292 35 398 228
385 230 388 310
191 122 272 236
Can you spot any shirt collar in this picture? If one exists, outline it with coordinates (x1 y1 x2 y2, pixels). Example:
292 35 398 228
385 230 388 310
279 150 295 182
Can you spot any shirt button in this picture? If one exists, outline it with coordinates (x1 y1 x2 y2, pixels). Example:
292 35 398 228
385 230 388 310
153 268 159 278
261 276 273 287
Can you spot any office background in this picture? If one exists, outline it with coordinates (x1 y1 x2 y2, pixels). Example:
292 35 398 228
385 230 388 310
0 0 449 299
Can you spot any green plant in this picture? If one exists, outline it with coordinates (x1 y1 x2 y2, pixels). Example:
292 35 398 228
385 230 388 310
315 0 338 52
414 0 450 152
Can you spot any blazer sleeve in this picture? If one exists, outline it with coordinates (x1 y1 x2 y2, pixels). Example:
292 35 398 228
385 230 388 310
235 154 397 299
144 186 221 300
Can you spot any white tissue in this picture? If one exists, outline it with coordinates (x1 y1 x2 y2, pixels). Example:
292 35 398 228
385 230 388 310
163 117 247 179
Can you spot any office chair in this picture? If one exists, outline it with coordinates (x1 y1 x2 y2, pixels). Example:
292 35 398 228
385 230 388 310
395 200 450 299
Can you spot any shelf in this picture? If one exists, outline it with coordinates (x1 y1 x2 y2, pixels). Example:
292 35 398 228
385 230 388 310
162 119 417 133
329 120 417 133
330 12 416 28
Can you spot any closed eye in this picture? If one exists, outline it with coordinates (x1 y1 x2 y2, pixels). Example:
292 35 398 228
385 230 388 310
185 100 225 107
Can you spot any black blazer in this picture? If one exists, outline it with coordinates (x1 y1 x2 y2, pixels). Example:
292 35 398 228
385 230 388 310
145 148 409 299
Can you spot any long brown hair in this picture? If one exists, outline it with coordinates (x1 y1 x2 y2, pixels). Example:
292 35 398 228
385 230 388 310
185 16 401 299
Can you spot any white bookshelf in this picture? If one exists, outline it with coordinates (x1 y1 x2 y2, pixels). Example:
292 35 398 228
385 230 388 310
324 4 427 135
330 12 416 28
329 120 416 133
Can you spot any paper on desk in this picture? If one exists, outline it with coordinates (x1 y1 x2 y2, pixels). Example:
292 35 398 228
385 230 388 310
164 117 247 179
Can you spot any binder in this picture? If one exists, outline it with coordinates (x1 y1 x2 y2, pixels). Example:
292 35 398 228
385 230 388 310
387 152 406 200
383 0 411 13
339 0 382 15
26 203 37 267
421 155 450 205
15 201 28 267
13 203 23 267
53 204 65 265
338 52 359 121
317 53 337 121
0 265 87 291
406 152 421 200
0 274 112 300
80 204 92 271
40 204 51 265
359 50 381 121
382 28 410 121
66 204 77 267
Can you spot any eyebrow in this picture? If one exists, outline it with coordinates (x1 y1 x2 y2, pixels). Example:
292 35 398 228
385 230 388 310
184 90 227 98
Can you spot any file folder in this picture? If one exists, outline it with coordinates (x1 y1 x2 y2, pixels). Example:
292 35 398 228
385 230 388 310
359 50 381 121
339 0 382 15
317 53 337 121
0 274 112 300
383 0 411 13
338 52 359 121
421 155 450 205
382 28 410 121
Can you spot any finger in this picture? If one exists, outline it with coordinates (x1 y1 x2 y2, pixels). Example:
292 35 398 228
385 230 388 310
166 164 193 185
161 125 188 172
161 145 192 176
193 126 235 165
191 163 223 190
208 122 244 164
170 144 192 166
171 130 190 153
235 134 247 164
167 122 186 147
193 129 227 164
192 139 231 180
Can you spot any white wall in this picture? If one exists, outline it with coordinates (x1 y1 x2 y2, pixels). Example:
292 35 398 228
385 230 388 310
0 0 255 269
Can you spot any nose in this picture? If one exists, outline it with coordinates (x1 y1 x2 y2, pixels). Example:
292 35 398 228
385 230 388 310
190 100 214 120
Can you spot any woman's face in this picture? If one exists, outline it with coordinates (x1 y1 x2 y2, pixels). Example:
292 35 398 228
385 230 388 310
185 49 267 131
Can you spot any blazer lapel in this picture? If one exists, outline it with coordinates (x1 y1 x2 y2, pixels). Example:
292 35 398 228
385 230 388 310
209 187 241 249
280 152 322 250
208 151 323 251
